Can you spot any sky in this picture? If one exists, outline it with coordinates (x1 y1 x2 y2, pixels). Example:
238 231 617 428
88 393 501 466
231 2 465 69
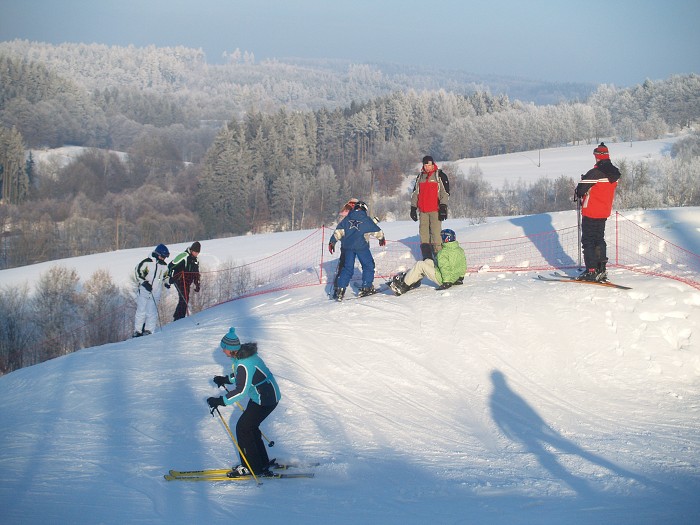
1 195 699 523
0 0 698 86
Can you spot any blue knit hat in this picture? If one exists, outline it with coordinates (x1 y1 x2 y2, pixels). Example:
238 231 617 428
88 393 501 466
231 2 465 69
220 327 241 351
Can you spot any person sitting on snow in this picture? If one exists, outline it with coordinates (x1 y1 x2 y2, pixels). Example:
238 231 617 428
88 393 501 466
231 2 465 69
388 229 466 295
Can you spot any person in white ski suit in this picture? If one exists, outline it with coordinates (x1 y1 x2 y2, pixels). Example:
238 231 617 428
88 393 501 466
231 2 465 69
133 244 170 337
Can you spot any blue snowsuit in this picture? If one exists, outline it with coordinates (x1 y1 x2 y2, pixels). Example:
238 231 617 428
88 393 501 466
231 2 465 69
330 208 384 289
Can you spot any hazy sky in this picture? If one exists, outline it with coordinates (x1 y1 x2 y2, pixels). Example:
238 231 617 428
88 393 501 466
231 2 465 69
1 0 698 86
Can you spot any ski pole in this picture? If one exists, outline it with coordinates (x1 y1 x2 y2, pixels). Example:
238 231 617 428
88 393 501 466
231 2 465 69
235 401 275 447
173 282 199 325
210 406 260 485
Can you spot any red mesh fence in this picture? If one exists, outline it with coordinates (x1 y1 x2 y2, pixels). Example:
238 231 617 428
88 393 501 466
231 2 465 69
25 212 700 373
191 212 699 306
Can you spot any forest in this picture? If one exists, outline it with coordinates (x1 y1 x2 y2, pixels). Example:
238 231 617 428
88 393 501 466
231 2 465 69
0 40 699 374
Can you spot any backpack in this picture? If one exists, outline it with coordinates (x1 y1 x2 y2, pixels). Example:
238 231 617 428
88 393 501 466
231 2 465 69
438 169 450 195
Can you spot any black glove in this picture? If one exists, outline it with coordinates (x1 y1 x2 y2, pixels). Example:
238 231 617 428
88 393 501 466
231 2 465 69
410 206 418 222
379 237 386 247
328 242 335 254
438 204 448 221
213 375 231 388
164 282 171 289
207 396 225 409
194 284 200 292
141 281 152 292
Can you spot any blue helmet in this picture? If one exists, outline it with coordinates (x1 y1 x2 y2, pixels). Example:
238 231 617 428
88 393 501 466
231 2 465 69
440 229 456 243
152 243 170 259
354 200 368 212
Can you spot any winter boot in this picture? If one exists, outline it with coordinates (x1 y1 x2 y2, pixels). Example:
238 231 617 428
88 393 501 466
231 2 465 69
227 465 251 478
454 276 464 285
141 329 152 336
132 331 142 338
358 284 377 297
333 287 346 302
576 269 598 282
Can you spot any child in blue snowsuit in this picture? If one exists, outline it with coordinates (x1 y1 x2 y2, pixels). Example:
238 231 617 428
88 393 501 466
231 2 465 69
328 201 385 300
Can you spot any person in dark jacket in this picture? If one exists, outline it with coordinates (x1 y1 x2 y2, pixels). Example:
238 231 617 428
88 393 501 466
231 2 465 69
575 143 621 282
410 156 450 260
208 327 282 477
167 241 201 321
328 200 386 300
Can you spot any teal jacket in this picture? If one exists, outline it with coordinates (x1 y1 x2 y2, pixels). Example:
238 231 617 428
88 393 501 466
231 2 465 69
223 344 281 407
435 240 467 284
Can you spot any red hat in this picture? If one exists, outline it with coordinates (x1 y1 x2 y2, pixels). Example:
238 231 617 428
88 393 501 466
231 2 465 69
593 142 610 161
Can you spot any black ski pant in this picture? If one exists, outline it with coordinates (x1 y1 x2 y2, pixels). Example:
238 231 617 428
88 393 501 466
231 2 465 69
173 282 190 321
235 400 277 474
581 216 608 271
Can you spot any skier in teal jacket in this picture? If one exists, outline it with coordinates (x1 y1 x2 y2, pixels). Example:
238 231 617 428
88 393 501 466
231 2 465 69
207 327 281 477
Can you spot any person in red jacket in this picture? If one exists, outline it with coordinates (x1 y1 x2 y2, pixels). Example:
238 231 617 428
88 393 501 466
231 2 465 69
410 156 449 260
574 143 621 282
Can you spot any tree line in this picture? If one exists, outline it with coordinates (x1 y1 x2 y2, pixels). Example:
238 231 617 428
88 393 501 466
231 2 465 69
0 42 699 271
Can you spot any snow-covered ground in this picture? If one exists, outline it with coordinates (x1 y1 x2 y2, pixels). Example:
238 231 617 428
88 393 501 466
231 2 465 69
1 140 699 524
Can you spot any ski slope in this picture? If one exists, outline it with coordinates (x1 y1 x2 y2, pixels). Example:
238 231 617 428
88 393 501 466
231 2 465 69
1 205 699 524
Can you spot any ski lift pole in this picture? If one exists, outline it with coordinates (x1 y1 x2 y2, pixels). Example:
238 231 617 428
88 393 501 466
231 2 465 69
210 405 260 484
576 194 582 270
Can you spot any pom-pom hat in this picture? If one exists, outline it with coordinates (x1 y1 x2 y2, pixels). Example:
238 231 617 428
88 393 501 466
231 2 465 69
593 142 609 161
220 327 241 351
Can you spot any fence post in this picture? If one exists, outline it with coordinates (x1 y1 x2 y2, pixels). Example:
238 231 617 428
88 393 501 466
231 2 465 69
320 226 326 284
615 211 619 266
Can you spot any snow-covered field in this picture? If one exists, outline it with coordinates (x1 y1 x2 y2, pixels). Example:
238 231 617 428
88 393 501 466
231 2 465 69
1 140 699 524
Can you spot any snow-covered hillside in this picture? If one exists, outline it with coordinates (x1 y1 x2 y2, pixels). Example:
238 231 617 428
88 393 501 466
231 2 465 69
1 207 699 525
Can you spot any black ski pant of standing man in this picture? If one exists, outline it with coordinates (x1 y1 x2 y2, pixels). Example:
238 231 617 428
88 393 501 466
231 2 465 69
236 400 277 474
581 216 608 271
173 282 190 321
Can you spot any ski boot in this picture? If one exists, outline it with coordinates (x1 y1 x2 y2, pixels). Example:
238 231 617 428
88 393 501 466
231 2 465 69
333 287 346 302
227 465 251 478
576 269 598 282
132 331 142 338
596 259 609 282
387 273 416 295
141 329 152 336
357 284 377 297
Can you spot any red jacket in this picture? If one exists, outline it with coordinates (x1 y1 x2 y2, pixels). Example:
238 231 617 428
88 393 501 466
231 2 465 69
576 161 621 219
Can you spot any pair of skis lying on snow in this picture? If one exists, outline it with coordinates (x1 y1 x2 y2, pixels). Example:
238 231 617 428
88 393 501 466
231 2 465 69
165 460 319 482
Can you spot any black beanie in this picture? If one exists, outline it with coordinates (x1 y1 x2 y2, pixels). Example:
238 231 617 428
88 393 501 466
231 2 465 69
190 241 201 252
422 155 434 164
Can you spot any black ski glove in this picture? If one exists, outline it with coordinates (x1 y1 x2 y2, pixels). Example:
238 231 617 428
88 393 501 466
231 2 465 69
379 237 386 247
213 375 231 388
438 204 448 221
207 396 225 409
410 206 418 222
141 281 152 292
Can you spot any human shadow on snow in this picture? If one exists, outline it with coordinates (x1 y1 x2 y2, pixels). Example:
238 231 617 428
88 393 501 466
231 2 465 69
488 369 664 498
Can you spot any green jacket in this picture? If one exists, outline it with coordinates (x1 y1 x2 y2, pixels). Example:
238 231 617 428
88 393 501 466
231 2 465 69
435 240 467 284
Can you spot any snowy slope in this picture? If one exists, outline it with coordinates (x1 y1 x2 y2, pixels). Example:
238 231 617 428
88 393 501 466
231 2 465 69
1 207 699 525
